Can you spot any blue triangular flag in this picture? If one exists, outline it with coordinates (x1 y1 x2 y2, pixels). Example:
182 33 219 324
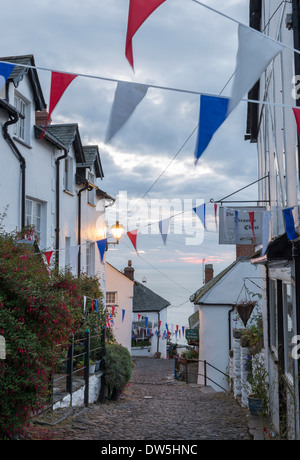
96 238 107 263
145 316 148 328
0 62 15 93
193 204 206 229
194 95 230 164
122 309 125 322
283 208 298 241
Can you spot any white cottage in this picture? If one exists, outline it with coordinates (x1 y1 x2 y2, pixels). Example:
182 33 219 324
190 253 262 392
0 54 115 292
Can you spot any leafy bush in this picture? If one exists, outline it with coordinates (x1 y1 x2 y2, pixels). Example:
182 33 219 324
104 343 132 397
0 227 105 438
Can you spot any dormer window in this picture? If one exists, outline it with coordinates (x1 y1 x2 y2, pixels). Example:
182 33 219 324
64 157 74 194
13 92 30 145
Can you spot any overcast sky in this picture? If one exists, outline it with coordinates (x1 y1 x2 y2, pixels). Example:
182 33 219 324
1 0 260 329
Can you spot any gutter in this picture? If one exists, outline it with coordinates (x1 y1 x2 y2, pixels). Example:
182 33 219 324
2 110 26 229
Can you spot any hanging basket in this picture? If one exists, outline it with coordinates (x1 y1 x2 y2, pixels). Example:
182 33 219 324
235 301 257 327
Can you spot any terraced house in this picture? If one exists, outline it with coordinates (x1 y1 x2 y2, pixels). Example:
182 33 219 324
0 54 115 293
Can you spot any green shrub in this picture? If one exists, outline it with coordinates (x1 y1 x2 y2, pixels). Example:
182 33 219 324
104 343 132 396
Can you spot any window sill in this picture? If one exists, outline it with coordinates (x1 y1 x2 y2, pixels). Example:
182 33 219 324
13 136 32 149
63 189 74 197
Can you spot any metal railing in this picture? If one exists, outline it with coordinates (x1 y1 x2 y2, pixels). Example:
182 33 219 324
49 327 106 410
174 357 229 392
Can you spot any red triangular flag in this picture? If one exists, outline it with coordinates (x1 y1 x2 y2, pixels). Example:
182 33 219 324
41 71 77 138
214 203 218 228
125 0 167 70
248 211 257 245
127 229 138 252
293 108 300 137
43 251 54 265
111 306 116 316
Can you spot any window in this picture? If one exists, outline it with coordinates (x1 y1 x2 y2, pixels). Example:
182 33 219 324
86 241 95 276
14 93 30 144
65 237 71 267
64 157 73 193
88 172 95 205
25 198 42 242
106 292 117 305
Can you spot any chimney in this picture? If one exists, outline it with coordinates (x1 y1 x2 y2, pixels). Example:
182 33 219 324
124 260 134 281
35 109 51 127
204 264 214 284
236 244 255 260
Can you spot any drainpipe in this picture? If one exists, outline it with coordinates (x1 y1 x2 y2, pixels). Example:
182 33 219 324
157 311 160 355
3 113 26 229
55 150 68 268
77 180 91 277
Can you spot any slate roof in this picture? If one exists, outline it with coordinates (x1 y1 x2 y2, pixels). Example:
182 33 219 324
36 123 85 164
0 54 46 111
133 281 170 313
82 146 104 179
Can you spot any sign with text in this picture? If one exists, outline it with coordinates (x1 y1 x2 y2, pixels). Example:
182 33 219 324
219 206 265 245
185 329 199 341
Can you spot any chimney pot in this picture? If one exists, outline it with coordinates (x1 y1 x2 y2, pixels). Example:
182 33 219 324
124 261 134 281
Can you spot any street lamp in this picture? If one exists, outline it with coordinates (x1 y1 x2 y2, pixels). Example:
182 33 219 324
108 220 125 245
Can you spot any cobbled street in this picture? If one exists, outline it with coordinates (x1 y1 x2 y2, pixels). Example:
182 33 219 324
25 357 252 441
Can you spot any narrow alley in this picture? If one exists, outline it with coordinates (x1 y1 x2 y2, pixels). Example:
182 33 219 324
25 357 253 441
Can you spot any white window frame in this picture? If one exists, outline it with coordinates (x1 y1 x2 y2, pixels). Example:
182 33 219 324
106 291 118 305
25 198 43 243
88 172 95 206
283 283 295 383
64 157 74 193
13 92 30 145
86 241 95 276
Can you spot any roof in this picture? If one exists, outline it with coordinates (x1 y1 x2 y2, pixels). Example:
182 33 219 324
190 251 261 305
106 262 134 283
189 260 238 304
36 124 85 163
133 281 170 313
81 146 104 179
251 232 295 265
0 54 46 111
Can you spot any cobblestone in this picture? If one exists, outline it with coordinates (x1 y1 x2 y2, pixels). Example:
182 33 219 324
24 357 252 441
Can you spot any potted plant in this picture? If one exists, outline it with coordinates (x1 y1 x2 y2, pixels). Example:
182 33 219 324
247 355 269 416
104 343 132 401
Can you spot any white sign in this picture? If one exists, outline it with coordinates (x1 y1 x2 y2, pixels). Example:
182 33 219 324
219 206 265 245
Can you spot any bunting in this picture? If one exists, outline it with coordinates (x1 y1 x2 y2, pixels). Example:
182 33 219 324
0 62 15 93
248 211 256 245
194 95 230 164
96 238 107 264
43 250 53 265
127 229 138 253
41 71 77 138
125 0 167 70
122 309 125 322
228 24 284 114
158 217 171 245
283 208 298 241
193 204 206 229
105 81 148 143
293 108 300 137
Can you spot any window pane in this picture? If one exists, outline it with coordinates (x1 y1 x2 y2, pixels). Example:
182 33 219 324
284 284 294 379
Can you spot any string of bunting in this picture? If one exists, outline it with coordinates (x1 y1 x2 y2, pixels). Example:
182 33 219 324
1 0 300 169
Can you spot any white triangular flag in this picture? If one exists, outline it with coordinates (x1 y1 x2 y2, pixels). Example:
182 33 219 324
158 217 171 245
228 24 284 115
105 81 148 143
